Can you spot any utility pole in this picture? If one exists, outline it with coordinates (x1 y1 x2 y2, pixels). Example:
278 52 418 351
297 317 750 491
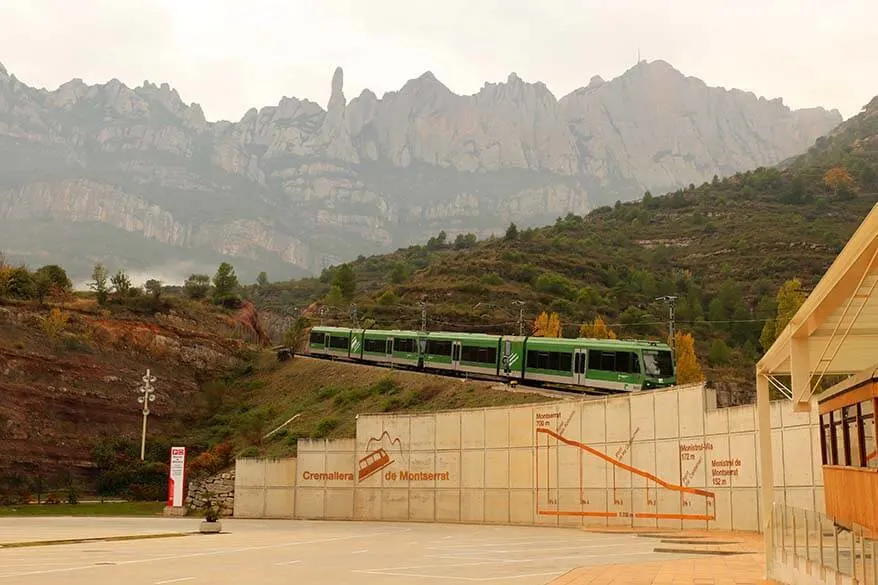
350 303 359 328
418 298 427 332
655 296 678 352
137 369 156 461
512 300 526 336
319 306 328 326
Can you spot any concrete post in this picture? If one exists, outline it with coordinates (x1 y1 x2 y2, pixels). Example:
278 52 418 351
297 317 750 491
757 370 775 578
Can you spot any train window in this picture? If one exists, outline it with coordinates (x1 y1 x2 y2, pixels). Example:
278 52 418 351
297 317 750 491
364 338 384 353
643 350 674 377
461 345 497 364
329 335 349 350
426 340 453 356
615 351 640 374
526 350 572 371
309 331 324 345
395 338 416 353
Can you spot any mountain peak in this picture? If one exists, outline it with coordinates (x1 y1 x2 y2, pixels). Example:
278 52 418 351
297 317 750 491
331 66 344 96
0 61 7 77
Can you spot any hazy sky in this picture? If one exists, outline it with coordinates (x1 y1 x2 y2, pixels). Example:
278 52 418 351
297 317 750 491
0 0 874 121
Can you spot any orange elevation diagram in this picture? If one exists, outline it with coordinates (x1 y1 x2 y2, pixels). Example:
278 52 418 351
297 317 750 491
536 427 716 521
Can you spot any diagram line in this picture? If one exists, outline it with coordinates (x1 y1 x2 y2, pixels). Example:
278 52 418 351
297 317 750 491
535 428 715 499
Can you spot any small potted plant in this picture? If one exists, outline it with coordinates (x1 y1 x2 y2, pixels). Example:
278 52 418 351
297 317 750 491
199 496 223 534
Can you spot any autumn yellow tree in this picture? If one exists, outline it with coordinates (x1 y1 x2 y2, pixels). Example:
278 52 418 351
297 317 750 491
674 331 704 384
760 278 806 351
579 315 617 339
823 166 855 196
532 311 562 337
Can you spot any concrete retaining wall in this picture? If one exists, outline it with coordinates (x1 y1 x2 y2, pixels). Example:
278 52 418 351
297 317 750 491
235 384 822 531
233 457 296 518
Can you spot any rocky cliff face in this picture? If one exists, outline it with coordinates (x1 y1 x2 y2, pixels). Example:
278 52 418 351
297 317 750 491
0 60 841 280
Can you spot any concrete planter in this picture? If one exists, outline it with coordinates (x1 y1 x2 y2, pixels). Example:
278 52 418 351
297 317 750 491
199 520 222 534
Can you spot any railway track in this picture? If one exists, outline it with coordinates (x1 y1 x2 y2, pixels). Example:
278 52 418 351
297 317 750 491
282 350 622 401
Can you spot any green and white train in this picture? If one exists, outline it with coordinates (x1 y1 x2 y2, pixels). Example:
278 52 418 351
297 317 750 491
305 326 676 393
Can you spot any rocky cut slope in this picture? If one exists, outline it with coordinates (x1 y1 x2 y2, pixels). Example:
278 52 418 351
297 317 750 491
0 60 840 280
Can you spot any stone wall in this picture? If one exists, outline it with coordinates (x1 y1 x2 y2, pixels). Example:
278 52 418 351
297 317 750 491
187 468 235 517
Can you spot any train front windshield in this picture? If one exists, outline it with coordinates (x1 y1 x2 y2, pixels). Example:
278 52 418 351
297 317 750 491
642 349 674 378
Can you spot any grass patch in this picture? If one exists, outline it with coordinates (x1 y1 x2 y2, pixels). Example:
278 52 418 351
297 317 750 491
0 501 165 517
195 356 553 453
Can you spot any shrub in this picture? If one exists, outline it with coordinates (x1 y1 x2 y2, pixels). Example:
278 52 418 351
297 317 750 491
238 446 260 458
480 273 504 286
370 377 400 395
313 417 339 438
377 290 399 306
534 272 573 298
381 397 403 412
41 308 70 339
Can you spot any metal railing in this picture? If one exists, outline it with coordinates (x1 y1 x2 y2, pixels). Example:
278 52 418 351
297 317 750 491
773 503 878 584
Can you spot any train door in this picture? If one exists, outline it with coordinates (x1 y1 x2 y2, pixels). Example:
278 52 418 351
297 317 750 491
503 340 512 374
324 333 330 355
385 338 394 365
573 348 587 385
451 341 462 371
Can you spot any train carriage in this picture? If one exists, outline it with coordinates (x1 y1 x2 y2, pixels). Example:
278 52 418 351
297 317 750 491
421 332 502 376
383 330 421 368
308 326 354 358
519 337 675 391
304 325 675 393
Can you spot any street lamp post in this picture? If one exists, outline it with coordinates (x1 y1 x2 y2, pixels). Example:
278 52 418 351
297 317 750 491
137 369 156 461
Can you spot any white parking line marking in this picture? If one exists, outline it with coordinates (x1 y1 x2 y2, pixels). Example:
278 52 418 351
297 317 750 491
274 560 301 566
0 528 411 579
352 549 369 554
354 569 565 582
155 578 195 585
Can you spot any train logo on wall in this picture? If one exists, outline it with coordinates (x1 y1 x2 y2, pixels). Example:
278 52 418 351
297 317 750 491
305 326 676 393
357 431 401 482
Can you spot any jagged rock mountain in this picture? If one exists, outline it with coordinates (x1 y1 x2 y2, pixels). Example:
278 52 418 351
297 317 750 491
0 60 841 281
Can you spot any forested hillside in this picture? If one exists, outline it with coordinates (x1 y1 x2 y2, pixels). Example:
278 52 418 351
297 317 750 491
255 96 878 402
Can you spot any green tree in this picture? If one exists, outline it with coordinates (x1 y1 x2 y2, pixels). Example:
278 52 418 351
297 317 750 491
453 233 477 249
390 262 410 284
504 223 519 241
144 279 162 299
110 270 131 298
283 316 310 352
708 339 732 366
426 231 448 249
708 297 727 322
90 263 109 305
34 265 72 293
257 271 269 287
324 285 344 307
184 274 211 299
332 264 356 299
33 270 53 304
377 290 399 306
212 262 239 303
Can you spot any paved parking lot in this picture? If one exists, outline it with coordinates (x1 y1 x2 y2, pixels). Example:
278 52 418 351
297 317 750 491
0 518 700 584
